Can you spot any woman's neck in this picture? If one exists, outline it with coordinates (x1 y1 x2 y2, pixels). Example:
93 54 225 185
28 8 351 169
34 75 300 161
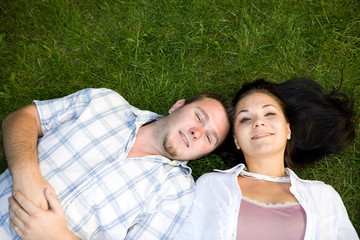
244 155 287 177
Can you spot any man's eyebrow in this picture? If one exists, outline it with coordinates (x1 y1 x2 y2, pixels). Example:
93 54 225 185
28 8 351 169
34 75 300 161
196 107 218 145
196 107 209 121
212 130 219 145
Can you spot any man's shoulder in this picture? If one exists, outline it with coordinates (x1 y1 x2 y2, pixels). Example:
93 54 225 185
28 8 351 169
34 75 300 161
85 88 128 102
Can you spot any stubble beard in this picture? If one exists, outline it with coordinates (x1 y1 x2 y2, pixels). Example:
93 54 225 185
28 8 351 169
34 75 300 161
155 117 178 158
163 135 177 157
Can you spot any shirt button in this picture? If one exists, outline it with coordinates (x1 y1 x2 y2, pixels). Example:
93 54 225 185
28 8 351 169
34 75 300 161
93 177 98 183
65 201 71 206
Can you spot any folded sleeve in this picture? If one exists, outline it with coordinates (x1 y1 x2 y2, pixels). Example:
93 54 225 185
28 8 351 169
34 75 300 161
34 88 126 135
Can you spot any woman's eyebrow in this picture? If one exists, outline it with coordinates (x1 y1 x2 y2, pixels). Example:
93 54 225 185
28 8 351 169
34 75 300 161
263 104 277 109
235 109 248 119
235 104 278 118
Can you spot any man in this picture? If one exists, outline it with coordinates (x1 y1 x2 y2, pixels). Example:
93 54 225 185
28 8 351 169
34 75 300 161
0 88 230 239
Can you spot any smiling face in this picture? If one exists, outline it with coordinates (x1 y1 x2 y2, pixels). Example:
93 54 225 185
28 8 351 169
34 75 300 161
158 97 230 161
233 92 291 160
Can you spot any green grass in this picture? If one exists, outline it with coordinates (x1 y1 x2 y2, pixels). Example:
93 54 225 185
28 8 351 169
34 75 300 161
1 0 359 233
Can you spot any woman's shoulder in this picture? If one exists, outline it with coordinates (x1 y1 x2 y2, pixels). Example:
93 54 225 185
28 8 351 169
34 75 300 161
196 171 231 187
193 169 241 209
297 178 337 193
197 164 244 184
289 170 340 197
195 164 244 195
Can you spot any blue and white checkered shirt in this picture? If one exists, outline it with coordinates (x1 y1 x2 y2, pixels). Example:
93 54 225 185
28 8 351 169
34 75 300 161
0 88 195 239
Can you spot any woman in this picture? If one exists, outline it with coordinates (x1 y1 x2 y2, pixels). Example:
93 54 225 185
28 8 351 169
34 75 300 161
174 78 358 239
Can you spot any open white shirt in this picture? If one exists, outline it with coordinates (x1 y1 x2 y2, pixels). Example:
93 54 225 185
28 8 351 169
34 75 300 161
174 164 358 240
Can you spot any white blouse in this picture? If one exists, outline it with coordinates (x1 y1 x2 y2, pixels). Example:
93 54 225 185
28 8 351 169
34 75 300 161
174 164 358 240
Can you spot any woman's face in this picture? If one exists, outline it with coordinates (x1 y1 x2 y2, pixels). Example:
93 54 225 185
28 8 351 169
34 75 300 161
233 92 291 159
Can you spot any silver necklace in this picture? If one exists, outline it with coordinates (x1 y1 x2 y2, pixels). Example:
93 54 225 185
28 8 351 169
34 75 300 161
239 170 290 183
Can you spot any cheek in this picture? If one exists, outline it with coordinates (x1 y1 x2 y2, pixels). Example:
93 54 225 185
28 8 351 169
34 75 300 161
233 127 246 149
192 144 213 157
276 122 289 139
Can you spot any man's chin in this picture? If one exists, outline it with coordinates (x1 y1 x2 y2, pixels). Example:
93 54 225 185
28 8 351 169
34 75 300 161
163 144 177 158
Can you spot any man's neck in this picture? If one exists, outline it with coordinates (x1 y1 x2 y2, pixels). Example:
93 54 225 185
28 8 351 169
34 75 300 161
126 122 160 158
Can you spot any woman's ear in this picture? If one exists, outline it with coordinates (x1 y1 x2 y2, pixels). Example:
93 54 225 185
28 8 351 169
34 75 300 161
234 135 241 150
287 123 291 140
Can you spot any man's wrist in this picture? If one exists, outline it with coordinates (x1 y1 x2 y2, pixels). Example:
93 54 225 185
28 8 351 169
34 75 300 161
11 166 42 183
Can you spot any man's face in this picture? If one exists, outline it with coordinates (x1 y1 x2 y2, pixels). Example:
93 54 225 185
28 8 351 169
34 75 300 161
158 98 230 161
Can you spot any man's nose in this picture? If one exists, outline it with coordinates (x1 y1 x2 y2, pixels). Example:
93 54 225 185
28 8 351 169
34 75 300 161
190 127 204 140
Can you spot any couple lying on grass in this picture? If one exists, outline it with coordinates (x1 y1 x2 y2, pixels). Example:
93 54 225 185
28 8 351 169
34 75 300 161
1 77 358 239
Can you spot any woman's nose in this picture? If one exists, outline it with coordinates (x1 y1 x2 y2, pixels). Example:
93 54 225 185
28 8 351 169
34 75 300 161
253 118 265 128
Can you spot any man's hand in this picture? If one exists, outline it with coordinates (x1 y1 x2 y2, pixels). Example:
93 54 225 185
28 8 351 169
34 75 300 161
8 188 80 240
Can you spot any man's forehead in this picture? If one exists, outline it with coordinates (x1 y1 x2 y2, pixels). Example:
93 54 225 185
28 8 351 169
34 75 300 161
191 97 224 110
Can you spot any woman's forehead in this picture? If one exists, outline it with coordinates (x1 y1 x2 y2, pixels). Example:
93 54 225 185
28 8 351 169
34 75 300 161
235 92 281 110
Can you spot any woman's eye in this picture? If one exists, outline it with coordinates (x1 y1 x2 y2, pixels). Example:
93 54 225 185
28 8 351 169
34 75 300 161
206 134 211 143
265 112 275 117
240 118 251 123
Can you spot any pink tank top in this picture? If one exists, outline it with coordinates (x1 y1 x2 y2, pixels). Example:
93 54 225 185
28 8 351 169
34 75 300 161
237 197 306 240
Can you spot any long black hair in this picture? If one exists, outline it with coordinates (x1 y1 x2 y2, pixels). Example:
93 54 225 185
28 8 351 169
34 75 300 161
215 78 357 169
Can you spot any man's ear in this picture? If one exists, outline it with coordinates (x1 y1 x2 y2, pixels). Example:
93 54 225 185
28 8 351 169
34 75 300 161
169 99 186 114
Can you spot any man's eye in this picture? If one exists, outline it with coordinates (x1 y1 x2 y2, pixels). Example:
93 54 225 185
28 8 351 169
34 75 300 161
196 114 201 121
206 134 211 143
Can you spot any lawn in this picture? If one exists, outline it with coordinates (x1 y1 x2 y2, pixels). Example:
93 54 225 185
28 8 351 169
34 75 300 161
1 0 359 233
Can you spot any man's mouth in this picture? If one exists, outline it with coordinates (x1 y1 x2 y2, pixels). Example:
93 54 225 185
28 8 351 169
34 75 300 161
180 131 189 147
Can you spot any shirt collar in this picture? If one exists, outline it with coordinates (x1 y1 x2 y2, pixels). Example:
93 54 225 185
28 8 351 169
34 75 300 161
214 164 303 182
214 163 246 175
140 154 192 176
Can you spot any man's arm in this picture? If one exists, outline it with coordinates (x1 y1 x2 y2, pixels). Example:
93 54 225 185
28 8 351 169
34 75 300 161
2 104 54 209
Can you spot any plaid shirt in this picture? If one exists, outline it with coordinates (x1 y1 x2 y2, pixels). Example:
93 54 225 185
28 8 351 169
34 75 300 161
0 88 195 239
